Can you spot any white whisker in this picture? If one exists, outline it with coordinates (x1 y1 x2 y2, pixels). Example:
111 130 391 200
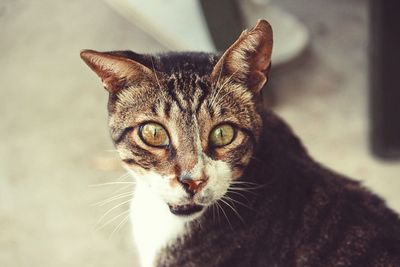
109 183 134 196
216 201 232 229
228 186 258 192
226 190 251 204
209 68 241 109
89 181 136 187
212 90 231 109
95 198 133 228
95 209 130 232
224 195 254 211
214 58 224 89
215 202 221 221
212 204 216 223
229 184 265 191
208 62 224 108
92 191 134 207
110 212 130 238
230 181 260 186
150 56 169 103
220 197 244 223
117 172 132 182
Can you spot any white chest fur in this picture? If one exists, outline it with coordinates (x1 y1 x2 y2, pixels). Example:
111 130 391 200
130 182 186 267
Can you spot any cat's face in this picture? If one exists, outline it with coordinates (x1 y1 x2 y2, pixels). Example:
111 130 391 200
81 20 273 219
107 66 262 218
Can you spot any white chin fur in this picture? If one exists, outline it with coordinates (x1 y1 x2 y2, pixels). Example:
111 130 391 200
127 157 232 267
130 180 185 267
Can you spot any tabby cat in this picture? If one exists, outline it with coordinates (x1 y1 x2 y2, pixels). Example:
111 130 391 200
80 20 400 267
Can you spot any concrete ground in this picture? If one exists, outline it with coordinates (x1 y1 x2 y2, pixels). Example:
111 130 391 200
0 0 399 266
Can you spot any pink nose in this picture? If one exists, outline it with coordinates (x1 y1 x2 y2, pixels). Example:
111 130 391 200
179 176 208 195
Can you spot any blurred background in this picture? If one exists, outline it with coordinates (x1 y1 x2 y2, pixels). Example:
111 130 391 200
0 0 399 266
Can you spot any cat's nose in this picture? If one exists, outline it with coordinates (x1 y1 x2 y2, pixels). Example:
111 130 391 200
179 175 207 196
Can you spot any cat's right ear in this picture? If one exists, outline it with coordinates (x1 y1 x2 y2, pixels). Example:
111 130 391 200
80 50 154 93
210 20 273 94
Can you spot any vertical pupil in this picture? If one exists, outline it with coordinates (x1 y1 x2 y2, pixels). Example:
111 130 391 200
153 127 157 137
219 128 224 139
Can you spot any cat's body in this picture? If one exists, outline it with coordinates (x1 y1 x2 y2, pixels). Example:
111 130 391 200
157 111 400 267
81 20 400 266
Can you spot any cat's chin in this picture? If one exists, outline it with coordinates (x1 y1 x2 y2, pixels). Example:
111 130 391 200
168 203 204 218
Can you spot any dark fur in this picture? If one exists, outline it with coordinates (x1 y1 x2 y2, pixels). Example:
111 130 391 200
158 111 400 267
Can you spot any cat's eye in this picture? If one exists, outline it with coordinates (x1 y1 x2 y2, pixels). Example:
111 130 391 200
209 124 235 147
139 122 169 147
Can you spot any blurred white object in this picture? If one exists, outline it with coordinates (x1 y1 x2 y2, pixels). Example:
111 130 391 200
250 0 271 5
104 0 309 65
240 0 309 65
104 0 215 52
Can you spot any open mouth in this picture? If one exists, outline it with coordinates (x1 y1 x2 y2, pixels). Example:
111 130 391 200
168 203 204 216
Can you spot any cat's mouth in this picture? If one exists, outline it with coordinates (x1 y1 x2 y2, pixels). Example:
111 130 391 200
168 203 204 216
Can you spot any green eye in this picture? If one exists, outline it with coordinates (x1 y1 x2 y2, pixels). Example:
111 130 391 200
139 123 169 147
209 124 235 147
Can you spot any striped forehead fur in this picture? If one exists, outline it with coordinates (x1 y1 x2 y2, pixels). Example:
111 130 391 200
104 51 264 180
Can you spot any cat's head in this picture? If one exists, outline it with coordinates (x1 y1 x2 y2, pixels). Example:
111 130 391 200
81 20 273 219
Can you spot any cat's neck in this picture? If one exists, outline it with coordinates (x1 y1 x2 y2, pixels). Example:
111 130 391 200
242 110 310 185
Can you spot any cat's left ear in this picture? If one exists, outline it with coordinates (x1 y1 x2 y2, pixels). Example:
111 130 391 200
211 19 273 94
80 50 155 93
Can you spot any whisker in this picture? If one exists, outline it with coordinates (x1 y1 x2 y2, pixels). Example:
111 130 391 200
220 197 244 223
228 186 259 192
227 189 253 205
215 202 221 221
224 195 254 211
89 181 136 187
230 180 259 184
117 172 132 182
95 198 133 228
208 64 225 108
212 90 231 109
92 191 134 207
214 58 224 89
216 201 232 229
111 173 134 193
109 183 134 196
227 189 250 201
209 81 224 109
230 181 260 186
212 204 216 223
209 68 240 109
229 184 266 190
150 56 169 103
110 213 130 238
209 79 228 109
95 209 130 232
112 172 131 181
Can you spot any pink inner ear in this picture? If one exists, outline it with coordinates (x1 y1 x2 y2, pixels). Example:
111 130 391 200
210 20 273 93
253 48 271 74
80 50 155 93
247 37 272 92
248 71 268 93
